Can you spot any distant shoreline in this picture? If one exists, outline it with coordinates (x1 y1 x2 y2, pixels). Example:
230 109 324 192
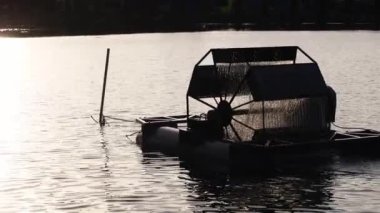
1 23 379 38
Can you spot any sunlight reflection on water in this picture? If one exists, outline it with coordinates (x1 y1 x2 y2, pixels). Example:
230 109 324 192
0 31 379 212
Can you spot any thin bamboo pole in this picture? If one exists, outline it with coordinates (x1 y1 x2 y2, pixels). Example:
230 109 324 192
99 48 110 126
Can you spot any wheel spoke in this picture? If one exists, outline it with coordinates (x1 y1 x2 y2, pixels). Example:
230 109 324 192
229 123 242 142
213 97 219 105
213 64 223 105
193 98 216 110
224 126 230 138
232 117 256 131
232 99 256 110
229 77 247 105
224 56 233 101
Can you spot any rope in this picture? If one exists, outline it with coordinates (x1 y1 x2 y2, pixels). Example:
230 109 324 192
332 122 370 131
91 114 136 125
126 131 141 142
90 115 99 124
104 118 110 127
104 115 135 123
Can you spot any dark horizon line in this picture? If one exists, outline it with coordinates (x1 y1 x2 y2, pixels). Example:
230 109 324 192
1 22 379 38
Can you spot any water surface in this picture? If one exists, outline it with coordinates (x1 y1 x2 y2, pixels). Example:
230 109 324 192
0 31 379 212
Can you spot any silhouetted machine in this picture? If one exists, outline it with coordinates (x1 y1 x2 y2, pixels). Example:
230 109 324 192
136 46 380 170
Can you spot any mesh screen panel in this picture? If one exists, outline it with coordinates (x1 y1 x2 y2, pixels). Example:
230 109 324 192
215 63 250 99
226 97 329 141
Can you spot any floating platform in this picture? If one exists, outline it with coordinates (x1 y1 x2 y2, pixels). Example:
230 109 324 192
136 115 380 171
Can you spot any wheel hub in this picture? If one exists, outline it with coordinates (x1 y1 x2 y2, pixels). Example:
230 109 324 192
207 100 233 127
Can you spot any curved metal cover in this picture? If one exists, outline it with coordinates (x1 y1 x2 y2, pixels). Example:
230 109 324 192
247 63 327 101
187 65 250 99
187 47 323 100
212 46 297 63
187 65 219 98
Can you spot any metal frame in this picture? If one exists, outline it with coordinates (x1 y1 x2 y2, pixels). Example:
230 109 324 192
185 46 319 141
187 46 317 114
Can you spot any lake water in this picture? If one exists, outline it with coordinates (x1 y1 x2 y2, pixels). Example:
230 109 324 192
0 31 379 212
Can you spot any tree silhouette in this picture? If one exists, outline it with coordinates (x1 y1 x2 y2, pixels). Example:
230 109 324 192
0 0 378 36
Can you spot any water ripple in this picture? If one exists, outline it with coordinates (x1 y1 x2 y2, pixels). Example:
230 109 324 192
0 31 379 212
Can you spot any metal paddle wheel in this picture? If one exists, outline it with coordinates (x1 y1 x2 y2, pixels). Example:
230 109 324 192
186 46 334 143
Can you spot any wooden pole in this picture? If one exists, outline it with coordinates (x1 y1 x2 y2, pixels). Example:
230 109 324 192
99 48 110 126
